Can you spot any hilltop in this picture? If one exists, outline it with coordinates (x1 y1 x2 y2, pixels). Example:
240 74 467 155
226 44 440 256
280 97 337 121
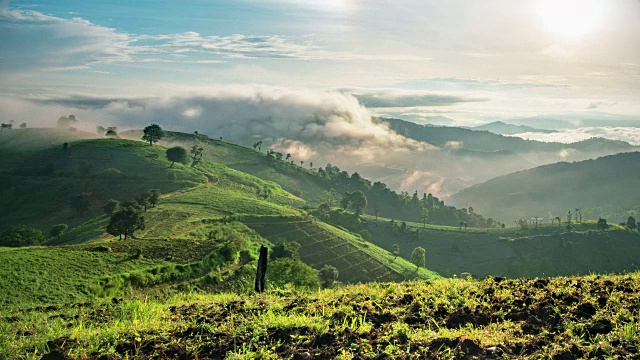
451 152 640 222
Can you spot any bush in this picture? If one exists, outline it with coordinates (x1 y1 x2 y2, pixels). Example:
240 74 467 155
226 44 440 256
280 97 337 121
0 225 46 247
266 258 320 289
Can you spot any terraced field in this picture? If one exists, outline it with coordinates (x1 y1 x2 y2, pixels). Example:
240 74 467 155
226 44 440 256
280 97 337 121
247 218 437 283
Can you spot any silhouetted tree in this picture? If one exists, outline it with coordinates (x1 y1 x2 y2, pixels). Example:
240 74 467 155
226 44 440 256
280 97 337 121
166 146 189 167
142 124 164 145
285 153 291 161
597 217 608 230
105 129 118 138
19 122 26 128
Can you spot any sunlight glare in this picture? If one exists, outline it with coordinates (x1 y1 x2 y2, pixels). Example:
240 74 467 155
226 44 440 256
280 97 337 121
537 0 607 37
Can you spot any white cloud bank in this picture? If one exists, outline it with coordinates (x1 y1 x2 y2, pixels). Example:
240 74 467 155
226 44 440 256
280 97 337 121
510 127 640 145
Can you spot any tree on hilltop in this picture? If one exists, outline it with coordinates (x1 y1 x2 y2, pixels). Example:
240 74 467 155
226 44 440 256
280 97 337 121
142 124 164 145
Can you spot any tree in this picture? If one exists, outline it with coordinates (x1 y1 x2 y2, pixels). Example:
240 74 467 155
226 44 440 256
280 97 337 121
256 185 272 200
422 208 429 228
166 146 189 167
0 225 46 247
626 216 637 230
270 240 301 260
317 202 331 220
393 243 400 258
70 193 90 216
190 144 204 165
50 224 68 240
106 206 145 240
57 115 78 128
266 258 320 289
340 192 351 210
350 191 368 217
105 129 118 138
598 217 608 230
20 122 27 128
285 153 291 161
136 192 150 211
148 189 160 208
102 199 119 216
410 246 426 269
142 124 164 145
319 265 339 288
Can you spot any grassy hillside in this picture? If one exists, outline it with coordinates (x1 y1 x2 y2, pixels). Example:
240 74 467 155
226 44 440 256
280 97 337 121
324 212 640 278
246 217 438 283
4 273 640 359
451 152 640 222
0 131 439 308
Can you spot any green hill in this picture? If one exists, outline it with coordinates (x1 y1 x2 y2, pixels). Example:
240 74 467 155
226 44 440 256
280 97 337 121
0 129 438 307
451 152 640 222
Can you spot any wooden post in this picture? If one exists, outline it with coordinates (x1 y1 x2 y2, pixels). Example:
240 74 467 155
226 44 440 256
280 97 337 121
255 245 268 293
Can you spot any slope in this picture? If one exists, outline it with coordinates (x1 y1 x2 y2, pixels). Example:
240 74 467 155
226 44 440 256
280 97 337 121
0 129 438 307
324 212 640 278
451 152 640 222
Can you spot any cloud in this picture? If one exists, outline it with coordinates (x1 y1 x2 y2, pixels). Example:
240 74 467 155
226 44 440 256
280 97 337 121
0 8 131 72
351 89 487 108
19 86 436 165
510 127 640 145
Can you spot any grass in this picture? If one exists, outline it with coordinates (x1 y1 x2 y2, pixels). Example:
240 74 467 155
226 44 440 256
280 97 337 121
4 273 640 359
0 248 169 308
358 216 640 278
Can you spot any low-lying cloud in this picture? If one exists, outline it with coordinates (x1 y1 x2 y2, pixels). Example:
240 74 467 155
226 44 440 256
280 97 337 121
18 86 436 166
510 127 640 146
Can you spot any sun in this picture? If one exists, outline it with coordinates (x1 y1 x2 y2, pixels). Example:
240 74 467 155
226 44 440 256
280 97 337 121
537 0 606 38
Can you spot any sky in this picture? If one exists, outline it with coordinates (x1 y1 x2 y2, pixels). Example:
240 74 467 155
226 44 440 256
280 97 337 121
1 0 639 131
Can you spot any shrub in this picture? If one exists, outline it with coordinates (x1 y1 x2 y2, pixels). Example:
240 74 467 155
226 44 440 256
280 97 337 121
0 225 46 247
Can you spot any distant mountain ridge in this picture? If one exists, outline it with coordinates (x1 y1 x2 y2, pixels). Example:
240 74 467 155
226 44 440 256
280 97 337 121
469 121 558 135
450 151 640 222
